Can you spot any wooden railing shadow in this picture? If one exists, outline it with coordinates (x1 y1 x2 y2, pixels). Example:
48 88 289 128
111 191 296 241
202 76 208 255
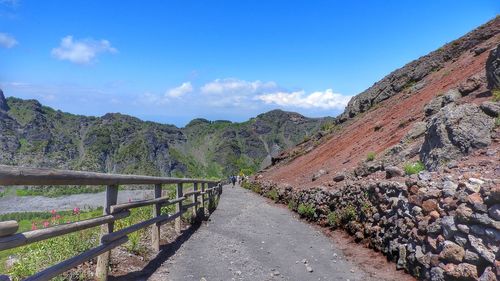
0 165 222 281
110 221 202 281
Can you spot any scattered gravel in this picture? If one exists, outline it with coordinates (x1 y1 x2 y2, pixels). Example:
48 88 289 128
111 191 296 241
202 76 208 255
148 185 378 281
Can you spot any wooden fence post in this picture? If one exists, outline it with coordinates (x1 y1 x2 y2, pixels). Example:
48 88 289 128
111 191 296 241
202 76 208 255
96 184 119 281
151 184 162 251
175 183 183 233
200 183 206 219
192 183 198 222
208 183 214 213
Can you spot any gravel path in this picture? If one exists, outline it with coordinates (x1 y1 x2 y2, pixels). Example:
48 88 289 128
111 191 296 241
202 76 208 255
148 185 382 281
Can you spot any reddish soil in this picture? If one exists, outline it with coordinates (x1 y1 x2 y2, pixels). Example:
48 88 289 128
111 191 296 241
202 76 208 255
259 32 500 190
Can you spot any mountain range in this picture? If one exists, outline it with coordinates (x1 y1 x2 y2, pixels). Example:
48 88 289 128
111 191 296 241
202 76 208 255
0 91 333 178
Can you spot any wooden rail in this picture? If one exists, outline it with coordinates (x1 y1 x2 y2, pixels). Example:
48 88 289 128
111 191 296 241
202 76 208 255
0 165 222 281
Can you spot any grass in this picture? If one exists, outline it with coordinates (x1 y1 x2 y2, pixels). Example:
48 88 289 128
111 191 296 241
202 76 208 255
287 200 298 211
0 186 199 280
340 205 357 223
366 152 376 161
15 186 105 197
297 203 316 220
1 208 103 280
327 211 340 228
404 161 425 175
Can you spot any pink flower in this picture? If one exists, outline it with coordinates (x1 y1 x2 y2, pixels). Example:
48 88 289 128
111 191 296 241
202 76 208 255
73 207 80 215
31 222 37 230
43 221 50 228
55 214 61 220
51 209 56 215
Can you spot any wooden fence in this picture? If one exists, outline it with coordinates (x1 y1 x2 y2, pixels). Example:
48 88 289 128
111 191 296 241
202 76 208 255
0 165 222 281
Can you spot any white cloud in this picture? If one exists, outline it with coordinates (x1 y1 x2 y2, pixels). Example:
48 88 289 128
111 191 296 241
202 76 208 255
256 89 352 110
0 32 17 48
199 78 279 107
167 82 193 98
51 35 117 64
201 78 277 95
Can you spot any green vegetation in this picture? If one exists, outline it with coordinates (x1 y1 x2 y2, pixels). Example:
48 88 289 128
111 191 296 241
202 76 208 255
265 189 279 202
287 199 298 211
340 205 357 223
366 152 376 161
1 208 103 280
297 203 316 220
327 211 340 228
404 161 425 175
3 97 330 179
16 186 105 197
360 201 373 218
496 117 500 127
493 89 500 102
242 181 262 194
0 185 211 280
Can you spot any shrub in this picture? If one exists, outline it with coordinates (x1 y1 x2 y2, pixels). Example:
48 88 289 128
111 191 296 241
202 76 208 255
366 152 376 161
297 203 316 220
360 201 373 218
288 200 298 211
493 89 500 102
327 211 340 228
404 161 425 175
266 189 279 202
340 205 357 223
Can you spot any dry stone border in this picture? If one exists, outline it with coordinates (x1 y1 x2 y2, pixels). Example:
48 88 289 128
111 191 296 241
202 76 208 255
249 176 499 280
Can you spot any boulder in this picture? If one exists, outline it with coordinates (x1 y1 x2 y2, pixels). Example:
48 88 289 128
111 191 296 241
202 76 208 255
425 96 445 117
441 216 457 239
420 104 495 170
464 250 480 265
458 76 482 95
354 161 383 177
439 240 465 263
422 199 439 213
468 235 495 264
430 267 445 281
479 266 497 281
443 263 478 280
0 89 8 111
480 101 500 117
403 121 427 141
488 204 500 220
385 166 405 179
312 169 327 181
486 44 500 90
333 173 345 182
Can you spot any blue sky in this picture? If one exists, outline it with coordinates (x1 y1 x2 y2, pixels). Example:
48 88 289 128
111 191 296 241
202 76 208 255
0 0 498 126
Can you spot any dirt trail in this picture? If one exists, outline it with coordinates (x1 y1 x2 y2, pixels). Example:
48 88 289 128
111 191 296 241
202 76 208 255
148 185 414 281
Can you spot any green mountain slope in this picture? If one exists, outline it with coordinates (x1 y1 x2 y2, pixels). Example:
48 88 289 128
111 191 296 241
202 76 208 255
0 93 333 178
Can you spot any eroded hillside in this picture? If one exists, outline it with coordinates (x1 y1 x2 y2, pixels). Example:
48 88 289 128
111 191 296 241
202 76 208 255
258 17 500 189
250 17 500 281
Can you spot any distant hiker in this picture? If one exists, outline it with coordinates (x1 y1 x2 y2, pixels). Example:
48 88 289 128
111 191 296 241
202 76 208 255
236 175 241 185
230 175 236 187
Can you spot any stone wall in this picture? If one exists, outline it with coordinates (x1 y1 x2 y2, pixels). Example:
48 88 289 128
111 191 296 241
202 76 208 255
247 177 499 280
